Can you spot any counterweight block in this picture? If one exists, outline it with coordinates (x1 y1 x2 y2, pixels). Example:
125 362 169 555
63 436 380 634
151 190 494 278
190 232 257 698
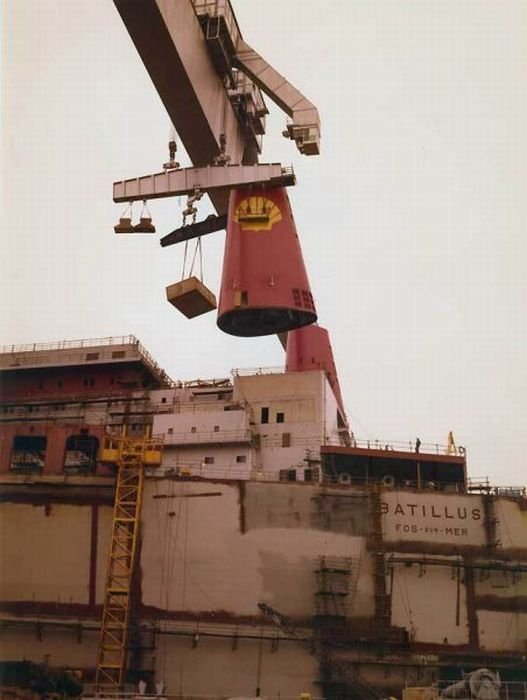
217 187 317 337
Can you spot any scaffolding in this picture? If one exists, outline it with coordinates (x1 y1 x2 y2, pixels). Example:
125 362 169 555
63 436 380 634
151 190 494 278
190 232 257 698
314 556 353 619
367 485 390 634
95 434 162 693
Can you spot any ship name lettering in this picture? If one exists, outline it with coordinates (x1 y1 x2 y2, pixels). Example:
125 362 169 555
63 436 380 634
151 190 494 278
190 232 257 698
380 502 482 521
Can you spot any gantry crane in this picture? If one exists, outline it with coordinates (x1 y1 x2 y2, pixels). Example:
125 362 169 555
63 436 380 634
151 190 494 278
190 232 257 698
111 0 327 348
95 0 349 693
112 0 320 230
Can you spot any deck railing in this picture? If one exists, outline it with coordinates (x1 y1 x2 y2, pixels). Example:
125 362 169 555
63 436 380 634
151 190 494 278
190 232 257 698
0 335 140 354
468 477 526 498
0 335 174 387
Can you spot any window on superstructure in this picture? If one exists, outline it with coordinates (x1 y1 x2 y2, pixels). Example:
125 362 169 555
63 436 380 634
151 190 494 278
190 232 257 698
276 412 284 423
282 432 291 448
168 428 174 435
86 352 99 361
112 351 125 359
214 425 220 432
191 426 197 433
261 407 269 424
236 455 247 463
64 434 99 474
203 456 214 464
280 468 296 481
10 436 47 473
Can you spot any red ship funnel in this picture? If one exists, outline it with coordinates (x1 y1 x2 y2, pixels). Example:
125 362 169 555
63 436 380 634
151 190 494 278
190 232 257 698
286 325 346 420
217 187 317 337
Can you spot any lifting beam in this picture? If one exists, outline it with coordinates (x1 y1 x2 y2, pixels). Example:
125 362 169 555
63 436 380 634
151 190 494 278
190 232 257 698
95 433 163 693
160 214 227 248
113 163 295 204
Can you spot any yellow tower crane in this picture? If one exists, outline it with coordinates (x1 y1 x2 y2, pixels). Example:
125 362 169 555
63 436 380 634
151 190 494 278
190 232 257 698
94 430 163 694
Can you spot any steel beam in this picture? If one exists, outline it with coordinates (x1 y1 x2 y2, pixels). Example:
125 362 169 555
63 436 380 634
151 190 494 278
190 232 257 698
113 164 295 203
160 214 227 247
113 0 247 168
234 40 321 156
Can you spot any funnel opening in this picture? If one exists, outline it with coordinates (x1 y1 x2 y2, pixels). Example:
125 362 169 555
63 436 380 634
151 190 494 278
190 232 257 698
217 307 317 337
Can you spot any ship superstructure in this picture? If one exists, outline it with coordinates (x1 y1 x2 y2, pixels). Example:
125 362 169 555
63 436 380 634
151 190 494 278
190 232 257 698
0 338 526 699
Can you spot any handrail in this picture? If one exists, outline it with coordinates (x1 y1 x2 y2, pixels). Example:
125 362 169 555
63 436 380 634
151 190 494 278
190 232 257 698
232 365 285 376
336 437 466 458
468 477 526 498
0 335 140 354
0 336 175 387
191 0 242 47
3 465 524 495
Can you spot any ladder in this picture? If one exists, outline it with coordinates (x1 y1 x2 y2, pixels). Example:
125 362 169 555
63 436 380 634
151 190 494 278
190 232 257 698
367 484 391 633
95 433 162 693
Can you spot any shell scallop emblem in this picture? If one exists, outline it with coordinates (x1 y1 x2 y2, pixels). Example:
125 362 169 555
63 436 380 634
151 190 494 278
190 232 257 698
233 196 282 232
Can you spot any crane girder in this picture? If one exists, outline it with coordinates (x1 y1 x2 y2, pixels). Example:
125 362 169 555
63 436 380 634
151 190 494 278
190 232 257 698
113 0 253 216
113 163 295 203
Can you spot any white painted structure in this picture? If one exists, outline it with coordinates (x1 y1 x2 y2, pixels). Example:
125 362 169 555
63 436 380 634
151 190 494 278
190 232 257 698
151 369 343 481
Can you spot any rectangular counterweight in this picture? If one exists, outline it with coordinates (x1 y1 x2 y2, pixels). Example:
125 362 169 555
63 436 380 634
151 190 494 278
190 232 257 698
113 164 295 203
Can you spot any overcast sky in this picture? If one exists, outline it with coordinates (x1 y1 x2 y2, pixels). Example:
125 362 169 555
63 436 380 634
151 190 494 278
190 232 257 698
2 1 526 485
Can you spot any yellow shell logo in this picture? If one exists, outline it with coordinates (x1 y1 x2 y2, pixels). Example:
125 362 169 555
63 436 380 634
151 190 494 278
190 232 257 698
233 196 281 231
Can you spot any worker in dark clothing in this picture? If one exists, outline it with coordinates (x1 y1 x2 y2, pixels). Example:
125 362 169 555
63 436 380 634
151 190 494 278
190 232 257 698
415 437 421 453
